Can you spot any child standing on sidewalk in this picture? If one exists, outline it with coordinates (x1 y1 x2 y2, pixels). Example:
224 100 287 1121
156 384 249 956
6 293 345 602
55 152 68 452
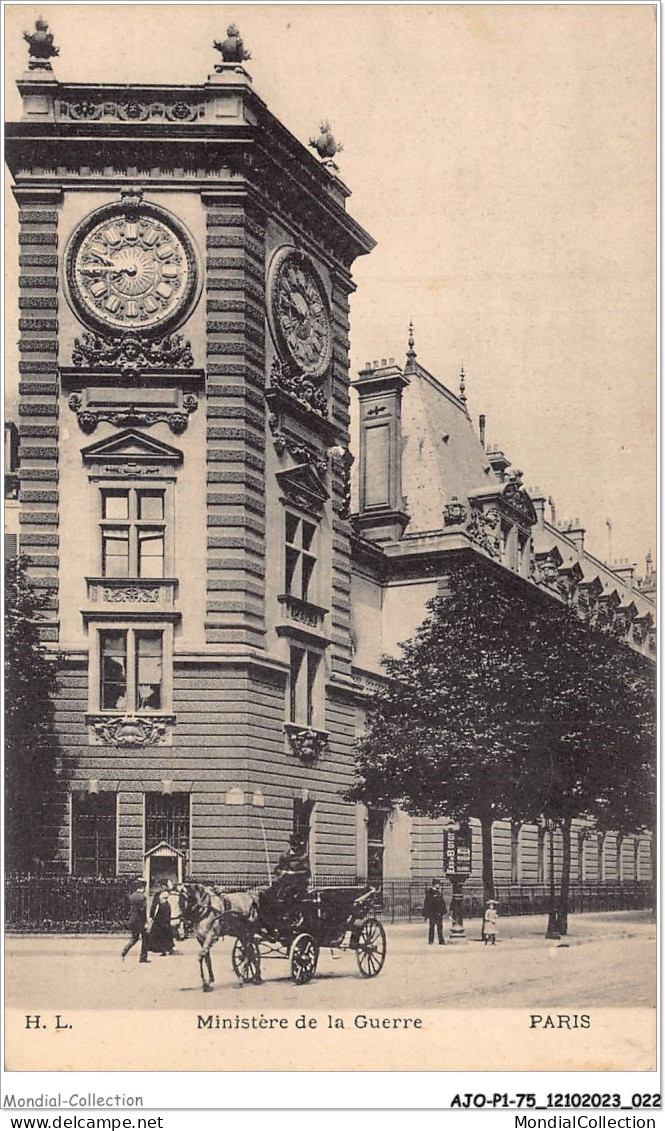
483 899 499 945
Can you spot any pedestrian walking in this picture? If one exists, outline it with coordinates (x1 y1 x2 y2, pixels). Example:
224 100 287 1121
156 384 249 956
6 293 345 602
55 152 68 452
423 878 447 945
483 899 499 945
121 878 150 963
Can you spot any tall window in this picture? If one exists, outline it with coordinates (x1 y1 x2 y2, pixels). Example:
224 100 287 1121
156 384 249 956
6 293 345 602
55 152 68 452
510 822 521 883
289 646 304 723
288 645 321 727
72 792 116 876
100 629 163 711
518 531 529 577
367 809 387 884
100 488 166 578
145 793 190 855
537 825 546 883
293 798 315 854
285 512 317 601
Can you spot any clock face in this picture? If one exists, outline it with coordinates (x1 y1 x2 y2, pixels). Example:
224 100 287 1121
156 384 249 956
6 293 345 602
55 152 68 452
268 248 333 379
66 206 198 335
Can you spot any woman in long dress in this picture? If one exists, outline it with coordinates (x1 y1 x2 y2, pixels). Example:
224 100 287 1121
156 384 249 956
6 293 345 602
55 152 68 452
148 889 174 955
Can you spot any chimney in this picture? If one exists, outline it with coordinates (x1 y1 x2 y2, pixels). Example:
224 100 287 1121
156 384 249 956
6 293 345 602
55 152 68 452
566 527 585 553
530 492 547 526
479 414 486 449
613 562 636 590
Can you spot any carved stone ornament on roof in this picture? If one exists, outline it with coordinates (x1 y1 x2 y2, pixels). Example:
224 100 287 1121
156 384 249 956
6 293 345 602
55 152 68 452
501 469 537 524
68 392 197 435
24 18 59 67
214 24 252 63
466 506 500 558
284 723 328 764
443 497 468 527
72 332 194 373
269 357 329 419
89 715 172 747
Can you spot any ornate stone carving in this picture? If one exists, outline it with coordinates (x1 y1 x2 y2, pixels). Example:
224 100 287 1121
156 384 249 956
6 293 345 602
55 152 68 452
284 724 328 764
103 463 161 478
443 497 468 527
466 507 500 557
501 469 537 524
71 332 194 373
89 715 171 747
214 25 251 63
68 391 197 435
268 415 328 474
60 99 205 123
102 586 160 603
24 18 59 68
267 248 333 380
332 446 354 520
269 357 328 418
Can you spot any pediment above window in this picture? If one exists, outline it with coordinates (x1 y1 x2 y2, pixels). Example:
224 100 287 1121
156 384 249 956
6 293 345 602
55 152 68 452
81 428 183 476
277 464 329 517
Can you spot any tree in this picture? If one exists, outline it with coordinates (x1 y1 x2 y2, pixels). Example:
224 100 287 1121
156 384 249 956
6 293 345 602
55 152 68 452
5 557 61 872
347 562 543 906
510 613 655 934
347 560 656 932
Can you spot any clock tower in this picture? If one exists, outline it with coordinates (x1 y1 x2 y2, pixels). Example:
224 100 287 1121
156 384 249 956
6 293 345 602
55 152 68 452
6 23 375 882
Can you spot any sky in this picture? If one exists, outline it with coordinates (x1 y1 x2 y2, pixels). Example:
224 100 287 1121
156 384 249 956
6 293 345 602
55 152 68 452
3 3 657 571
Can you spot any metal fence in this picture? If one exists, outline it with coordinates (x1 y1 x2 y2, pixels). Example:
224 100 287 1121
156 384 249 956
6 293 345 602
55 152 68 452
5 873 654 932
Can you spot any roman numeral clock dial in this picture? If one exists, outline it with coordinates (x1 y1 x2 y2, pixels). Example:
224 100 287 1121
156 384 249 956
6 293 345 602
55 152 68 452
66 204 198 335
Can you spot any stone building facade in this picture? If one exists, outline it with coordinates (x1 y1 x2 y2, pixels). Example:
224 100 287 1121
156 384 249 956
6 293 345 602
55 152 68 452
5 28 654 893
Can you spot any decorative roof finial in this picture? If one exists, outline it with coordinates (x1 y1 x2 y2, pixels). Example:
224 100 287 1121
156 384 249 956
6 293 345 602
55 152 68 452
459 362 467 405
214 24 251 64
405 321 417 375
24 17 59 70
309 121 344 162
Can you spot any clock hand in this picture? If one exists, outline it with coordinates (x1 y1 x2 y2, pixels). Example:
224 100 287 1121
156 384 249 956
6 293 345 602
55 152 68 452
80 265 116 276
111 265 138 278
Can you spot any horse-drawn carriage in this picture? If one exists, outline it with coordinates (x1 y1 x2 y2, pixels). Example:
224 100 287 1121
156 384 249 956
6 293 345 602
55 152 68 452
187 881 387 991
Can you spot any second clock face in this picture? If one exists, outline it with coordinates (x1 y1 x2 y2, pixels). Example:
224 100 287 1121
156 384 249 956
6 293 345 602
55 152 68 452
268 248 333 379
67 207 197 334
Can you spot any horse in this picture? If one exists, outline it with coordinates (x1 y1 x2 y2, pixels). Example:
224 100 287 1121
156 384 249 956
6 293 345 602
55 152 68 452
184 883 260 992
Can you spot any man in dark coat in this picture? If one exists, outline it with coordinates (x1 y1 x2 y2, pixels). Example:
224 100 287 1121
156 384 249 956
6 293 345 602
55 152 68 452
423 878 447 945
273 834 311 898
121 878 149 962
259 834 311 927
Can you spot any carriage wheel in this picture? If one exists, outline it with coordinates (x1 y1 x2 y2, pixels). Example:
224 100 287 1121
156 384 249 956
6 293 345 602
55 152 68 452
290 933 319 985
231 936 261 984
355 918 386 978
